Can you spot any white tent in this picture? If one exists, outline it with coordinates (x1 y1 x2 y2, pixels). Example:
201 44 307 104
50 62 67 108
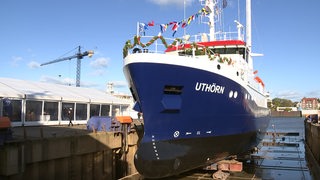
0 77 133 126
0 77 129 104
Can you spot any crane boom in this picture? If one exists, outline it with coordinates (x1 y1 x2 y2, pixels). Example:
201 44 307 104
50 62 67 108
40 46 94 87
40 55 77 66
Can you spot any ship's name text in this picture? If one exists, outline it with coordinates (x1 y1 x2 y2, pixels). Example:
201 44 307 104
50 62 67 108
195 82 225 94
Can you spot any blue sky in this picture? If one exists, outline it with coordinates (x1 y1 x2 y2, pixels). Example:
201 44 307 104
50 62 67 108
1 0 320 102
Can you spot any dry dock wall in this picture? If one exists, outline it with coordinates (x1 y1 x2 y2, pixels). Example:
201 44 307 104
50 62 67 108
0 131 139 180
271 110 301 117
305 121 320 179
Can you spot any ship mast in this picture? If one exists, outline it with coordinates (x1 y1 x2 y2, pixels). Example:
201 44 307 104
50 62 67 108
205 0 217 41
246 0 253 70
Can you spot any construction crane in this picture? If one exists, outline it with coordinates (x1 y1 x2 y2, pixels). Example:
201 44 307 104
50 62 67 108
40 46 94 87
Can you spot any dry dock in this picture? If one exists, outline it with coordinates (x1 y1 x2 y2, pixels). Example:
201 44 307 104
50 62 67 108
1 117 318 180
121 117 314 180
0 124 139 180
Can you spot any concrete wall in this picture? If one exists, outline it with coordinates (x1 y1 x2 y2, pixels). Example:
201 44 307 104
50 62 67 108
0 131 139 180
271 110 301 117
305 121 320 163
305 121 320 179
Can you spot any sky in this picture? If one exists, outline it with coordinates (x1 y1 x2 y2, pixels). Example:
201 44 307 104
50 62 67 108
1 0 320 102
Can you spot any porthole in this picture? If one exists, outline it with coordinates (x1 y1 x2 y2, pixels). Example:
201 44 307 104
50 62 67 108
236 71 239 76
229 91 234 98
217 64 221 70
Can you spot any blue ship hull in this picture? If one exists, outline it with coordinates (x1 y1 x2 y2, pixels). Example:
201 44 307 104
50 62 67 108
124 62 270 178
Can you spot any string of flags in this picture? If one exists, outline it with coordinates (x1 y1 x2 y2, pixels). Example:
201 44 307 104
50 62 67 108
139 6 212 37
139 0 227 37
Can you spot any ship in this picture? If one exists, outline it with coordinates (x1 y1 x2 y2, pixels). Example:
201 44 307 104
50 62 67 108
122 0 270 178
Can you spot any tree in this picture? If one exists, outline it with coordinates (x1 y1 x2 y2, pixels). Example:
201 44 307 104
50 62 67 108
271 98 294 111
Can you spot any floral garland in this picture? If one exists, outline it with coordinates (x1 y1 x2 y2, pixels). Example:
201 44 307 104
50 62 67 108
123 35 182 58
123 36 233 66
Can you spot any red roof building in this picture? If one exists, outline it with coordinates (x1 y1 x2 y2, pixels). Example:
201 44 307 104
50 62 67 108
301 98 318 110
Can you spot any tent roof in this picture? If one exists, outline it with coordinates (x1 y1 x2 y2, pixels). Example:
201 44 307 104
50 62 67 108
0 77 130 105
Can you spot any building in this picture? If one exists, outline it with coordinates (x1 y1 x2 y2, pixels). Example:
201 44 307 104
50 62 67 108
301 97 318 110
0 77 133 127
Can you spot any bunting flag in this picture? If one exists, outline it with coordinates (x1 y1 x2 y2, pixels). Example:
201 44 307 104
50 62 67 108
148 20 155 26
160 24 168 33
181 21 187 28
139 23 148 35
171 22 179 37
140 5 216 37
187 15 195 25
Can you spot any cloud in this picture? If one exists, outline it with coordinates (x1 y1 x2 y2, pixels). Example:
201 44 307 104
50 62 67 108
11 56 23 66
91 69 106 76
28 61 41 69
273 90 302 102
147 0 194 7
40 75 101 88
89 57 109 77
305 90 320 98
90 57 109 69
40 75 75 86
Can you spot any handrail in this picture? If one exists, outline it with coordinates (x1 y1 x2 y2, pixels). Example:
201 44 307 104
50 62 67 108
123 31 244 58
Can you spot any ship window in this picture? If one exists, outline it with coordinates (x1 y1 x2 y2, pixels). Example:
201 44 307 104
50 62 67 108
213 48 226 54
163 85 183 95
178 49 205 56
212 47 245 58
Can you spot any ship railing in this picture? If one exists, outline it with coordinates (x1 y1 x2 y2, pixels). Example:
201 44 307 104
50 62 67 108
132 31 242 54
214 31 243 41
132 36 176 54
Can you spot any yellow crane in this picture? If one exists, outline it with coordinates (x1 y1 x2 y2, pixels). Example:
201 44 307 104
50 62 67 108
40 46 94 87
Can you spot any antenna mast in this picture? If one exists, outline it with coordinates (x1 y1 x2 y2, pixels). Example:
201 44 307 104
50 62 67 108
246 0 253 70
205 0 217 41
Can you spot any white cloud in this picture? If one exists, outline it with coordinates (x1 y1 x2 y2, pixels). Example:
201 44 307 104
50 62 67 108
89 57 109 77
11 56 23 66
28 61 41 69
305 90 320 98
90 57 109 69
273 90 302 102
147 0 194 7
40 75 103 88
91 69 106 76
40 75 75 86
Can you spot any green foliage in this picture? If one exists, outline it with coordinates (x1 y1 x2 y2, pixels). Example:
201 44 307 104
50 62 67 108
271 98 294 110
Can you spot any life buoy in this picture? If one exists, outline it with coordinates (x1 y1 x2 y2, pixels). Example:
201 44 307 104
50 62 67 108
254 76 265 87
